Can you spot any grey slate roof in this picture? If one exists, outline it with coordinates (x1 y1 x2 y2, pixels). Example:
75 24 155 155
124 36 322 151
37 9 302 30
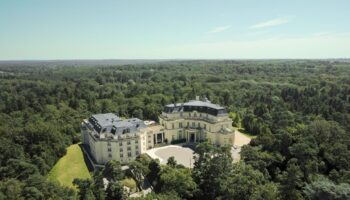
164 99 227 116
184 100 224 110
89 113 146 135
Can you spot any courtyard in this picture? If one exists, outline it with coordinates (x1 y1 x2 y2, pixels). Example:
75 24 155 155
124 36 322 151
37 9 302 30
146 145 195 168
145 131 252 167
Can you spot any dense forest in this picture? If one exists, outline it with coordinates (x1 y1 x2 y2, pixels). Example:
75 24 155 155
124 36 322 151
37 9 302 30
0 60 349 199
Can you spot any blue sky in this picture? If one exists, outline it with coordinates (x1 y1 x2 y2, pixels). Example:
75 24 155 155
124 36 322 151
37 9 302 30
0 0 349 59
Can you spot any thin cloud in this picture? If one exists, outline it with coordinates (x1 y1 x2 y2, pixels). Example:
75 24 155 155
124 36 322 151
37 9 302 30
209 25 231 33
250 18 290 29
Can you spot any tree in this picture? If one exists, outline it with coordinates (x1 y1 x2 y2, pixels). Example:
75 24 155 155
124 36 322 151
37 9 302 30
192 142 233 199
103 160 124 181
147 159 161 187
166 156 177 168
105 182 127 200
277 159 304 200
250 183 281 200
304 176 350 200
219 163 274 200
159 166 197 199
0 179 24 200
73 178 96 200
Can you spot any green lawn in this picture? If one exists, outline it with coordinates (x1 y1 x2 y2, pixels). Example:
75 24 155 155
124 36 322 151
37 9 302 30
48 144 91 188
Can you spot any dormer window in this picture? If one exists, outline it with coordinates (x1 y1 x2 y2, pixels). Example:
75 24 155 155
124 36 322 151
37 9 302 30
122 128 130 134
102 128 107 133
111 127 116 135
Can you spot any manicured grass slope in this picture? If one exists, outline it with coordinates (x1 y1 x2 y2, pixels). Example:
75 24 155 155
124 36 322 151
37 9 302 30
48 144 91 188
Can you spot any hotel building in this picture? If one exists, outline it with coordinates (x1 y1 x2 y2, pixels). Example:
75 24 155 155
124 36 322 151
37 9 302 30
81 98 235 165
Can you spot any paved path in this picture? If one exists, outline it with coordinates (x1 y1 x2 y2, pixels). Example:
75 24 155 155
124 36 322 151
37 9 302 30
234 130 252 147
232 130 252 162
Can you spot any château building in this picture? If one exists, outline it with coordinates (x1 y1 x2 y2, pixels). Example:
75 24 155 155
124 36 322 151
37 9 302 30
81 97 235 165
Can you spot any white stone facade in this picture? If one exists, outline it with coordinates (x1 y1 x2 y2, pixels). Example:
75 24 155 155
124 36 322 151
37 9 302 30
82 99 235 165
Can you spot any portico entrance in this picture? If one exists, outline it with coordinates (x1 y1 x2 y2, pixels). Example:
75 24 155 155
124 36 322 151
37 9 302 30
190 133 195 142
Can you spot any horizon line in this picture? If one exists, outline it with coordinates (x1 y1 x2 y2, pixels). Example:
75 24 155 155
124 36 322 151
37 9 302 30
0 58 349 62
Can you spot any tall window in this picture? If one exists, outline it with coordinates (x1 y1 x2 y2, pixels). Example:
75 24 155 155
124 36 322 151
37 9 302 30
172 123 174 129
179 122 182 128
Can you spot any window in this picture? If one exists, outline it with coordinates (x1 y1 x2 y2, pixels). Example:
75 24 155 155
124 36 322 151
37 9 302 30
119 142 123 146
108 148 111 152
127 147 131 151
127 141 131 145
194 113 197 117
102 128 107 133
122 128 130 134
187 122 189 127
136 151 139 155
120 148 123 152
135 140 138 144
172 123 174 129
200 113 202 117
111 127 116 134
107 141 111 146
192 122 195 127
198 122 200 128
148 140 151 143
179 122 182 128
108 154 112 158
135 145 139 149
204 124 207 130
128 152 132 157
120 154 123 157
